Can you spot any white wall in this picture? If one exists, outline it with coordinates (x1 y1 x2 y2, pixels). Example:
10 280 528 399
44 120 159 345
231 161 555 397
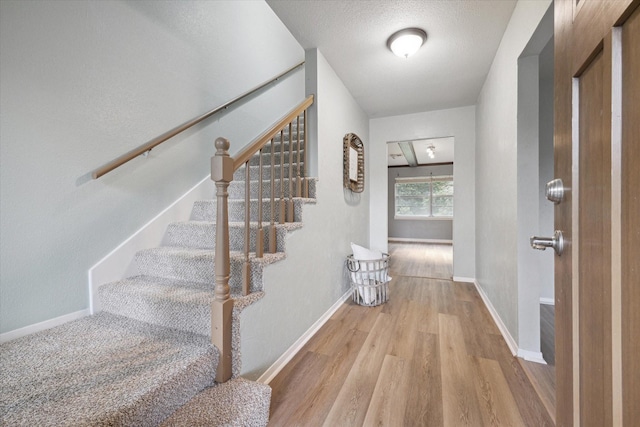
370 107 476 279
0 0 304 333
239 48 370 378
475 0 552 346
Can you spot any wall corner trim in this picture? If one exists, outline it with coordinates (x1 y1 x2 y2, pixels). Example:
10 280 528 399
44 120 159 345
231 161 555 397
0 309 90 343
389 238 453 245
257 290 351 384
517 348 547 364
472 279 519 356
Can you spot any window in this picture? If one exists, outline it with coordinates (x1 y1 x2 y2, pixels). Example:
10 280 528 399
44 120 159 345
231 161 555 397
394 175 453 219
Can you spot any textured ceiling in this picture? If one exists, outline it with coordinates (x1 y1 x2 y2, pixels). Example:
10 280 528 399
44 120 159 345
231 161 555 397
267 0 517 118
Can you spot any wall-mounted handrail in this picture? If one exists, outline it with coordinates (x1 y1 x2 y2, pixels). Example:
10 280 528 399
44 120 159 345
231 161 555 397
91 61 305 179
232 95 314 171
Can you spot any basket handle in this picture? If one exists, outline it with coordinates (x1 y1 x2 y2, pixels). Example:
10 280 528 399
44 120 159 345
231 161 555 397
346 257 361 273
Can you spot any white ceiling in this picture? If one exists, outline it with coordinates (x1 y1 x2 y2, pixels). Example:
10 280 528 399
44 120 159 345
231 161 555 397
267 0 517 118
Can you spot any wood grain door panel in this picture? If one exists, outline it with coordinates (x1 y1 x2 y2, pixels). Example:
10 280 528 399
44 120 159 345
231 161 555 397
577 46 613 427
555 0 639 425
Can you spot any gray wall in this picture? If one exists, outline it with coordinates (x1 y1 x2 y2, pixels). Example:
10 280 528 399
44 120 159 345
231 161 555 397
538 38 555 302
0 0 304 333
387 164 454 241
239 48 370 378
475 0 552 345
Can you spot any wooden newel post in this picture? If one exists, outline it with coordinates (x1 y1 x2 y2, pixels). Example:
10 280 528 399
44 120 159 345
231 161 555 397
211 137 233 383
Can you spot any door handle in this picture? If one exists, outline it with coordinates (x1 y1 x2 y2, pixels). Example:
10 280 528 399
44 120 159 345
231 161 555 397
530 230 564 256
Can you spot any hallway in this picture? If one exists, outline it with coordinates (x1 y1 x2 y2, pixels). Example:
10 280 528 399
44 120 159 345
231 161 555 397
267 244 553 426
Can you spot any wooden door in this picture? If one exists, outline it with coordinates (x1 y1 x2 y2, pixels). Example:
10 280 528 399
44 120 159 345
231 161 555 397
554 0 639 425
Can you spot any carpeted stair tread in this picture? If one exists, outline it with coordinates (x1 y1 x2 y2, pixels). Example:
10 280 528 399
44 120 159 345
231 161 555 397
227 177 317 200
165 220 302 252
98 275 214 336
0 312 217 427
233 162 305 181
246 149 305 167
272 129 304 143
191 197 316 223
134 246 286 294
161 378 271 427
229 177 307 199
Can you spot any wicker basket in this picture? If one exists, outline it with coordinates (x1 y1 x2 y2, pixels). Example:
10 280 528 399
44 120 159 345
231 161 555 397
347 254 390 306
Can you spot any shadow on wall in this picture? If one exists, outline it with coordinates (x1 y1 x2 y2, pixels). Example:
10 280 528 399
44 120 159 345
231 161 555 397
344 189 362 206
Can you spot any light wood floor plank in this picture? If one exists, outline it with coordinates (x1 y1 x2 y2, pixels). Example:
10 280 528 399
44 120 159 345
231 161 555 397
472 356 525 426
488 334 554 426
275 328 369 426
268 351 329 422
386 298 420 360
322 312 395 427
453 281 476 302
519 358 556 424
305 318 353 356
435 279 457 315
268 243 555 427
455 300 497 359
388 242 453 279
362 355 410 426
415 280 440 334
332 301 384 334
404 332 443 426
439 313 484 426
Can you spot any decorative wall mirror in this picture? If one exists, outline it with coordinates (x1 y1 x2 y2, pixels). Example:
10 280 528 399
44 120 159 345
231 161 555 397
343 133 365 193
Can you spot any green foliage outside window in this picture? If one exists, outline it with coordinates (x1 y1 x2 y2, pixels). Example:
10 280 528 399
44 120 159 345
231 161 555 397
395 176 453 218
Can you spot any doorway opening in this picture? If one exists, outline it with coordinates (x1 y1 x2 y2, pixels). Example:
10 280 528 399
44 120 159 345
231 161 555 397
386 137 454 245
516 2 554 365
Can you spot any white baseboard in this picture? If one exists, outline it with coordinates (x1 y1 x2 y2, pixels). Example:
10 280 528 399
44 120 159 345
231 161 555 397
517 348 547 364
453 276 475 283
539 297 555 305
388 237 453 244
472 280 518 357
88 176 213 314
257 290 351 384
0 309 90 343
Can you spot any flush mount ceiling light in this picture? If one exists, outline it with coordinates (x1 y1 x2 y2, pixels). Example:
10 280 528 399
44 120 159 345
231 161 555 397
387 28 427 58
426 144 435 159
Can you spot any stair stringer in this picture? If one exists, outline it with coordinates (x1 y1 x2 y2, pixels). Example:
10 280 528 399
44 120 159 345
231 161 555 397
227 191 318 378
237 179 361 380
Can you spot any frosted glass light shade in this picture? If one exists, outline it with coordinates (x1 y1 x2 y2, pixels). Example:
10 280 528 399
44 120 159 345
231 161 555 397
387 28 427 58
426 145 435 159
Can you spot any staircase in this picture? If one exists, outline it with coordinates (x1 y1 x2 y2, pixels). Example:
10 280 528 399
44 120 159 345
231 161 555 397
0 104 315 426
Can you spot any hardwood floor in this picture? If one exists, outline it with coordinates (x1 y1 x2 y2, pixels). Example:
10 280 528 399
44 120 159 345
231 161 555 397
268 243 554 426
388 242 453 279
540 304 555 365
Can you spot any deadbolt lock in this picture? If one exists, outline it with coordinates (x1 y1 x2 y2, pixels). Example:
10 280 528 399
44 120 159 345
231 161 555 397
545 178 564 204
